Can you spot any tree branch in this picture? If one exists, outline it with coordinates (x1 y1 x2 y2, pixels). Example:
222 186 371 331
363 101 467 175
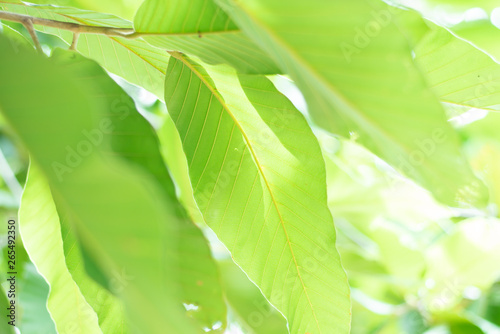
70 32 79 50
22 17 43 54
0 10 136 38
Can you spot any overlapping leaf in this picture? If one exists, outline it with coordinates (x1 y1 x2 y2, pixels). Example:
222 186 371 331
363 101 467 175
19 163 108 334
164 53 351 334
389 0 500 65
218 260 288 334
415 27 500 112
157 114 204 223
0 35 199 334
20 162 128 334
216 0 486 206
50 48 227 331
452 20 500 65
134 0 279 74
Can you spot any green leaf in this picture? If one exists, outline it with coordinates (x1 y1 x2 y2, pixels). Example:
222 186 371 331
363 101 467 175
164 53 351 334
21 161 128 334
0 2 169 98
48 48 227 331
21 0 142 21
466 144 500 211
0 36 199 334
390 1 500 66
157 114 204 224
219 260 288 334
19 162 105 334
452 20 500 65
59 214 129 334
134 0 279 74
482 282 500 326
415 26 500 113
0 22 33 48
448 318 485 334
216 0 486 207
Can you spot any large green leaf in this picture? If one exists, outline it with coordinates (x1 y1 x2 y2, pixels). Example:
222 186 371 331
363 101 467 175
21 160 128 333
58 211 129 334
134 0 279 74
19 163 107 334
415 27 500 113
164 53 351 334
49 48 227 331
216 0 486 207
0 36 199 334
0 2 169 98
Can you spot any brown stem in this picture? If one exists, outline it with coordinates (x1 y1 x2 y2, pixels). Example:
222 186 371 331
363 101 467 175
22 17 43 54
0 10 136 37
70 32 79 50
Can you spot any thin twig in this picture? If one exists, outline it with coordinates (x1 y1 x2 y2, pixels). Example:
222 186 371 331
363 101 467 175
70 32 79 50
0 10 136 38
22 17 43 54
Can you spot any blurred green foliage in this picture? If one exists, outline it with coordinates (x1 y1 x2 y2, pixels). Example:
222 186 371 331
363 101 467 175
2 0 500 333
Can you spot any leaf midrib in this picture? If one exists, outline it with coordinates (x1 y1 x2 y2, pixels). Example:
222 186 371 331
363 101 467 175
135 30 241 37
170 52 322 333
229 0 454 192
